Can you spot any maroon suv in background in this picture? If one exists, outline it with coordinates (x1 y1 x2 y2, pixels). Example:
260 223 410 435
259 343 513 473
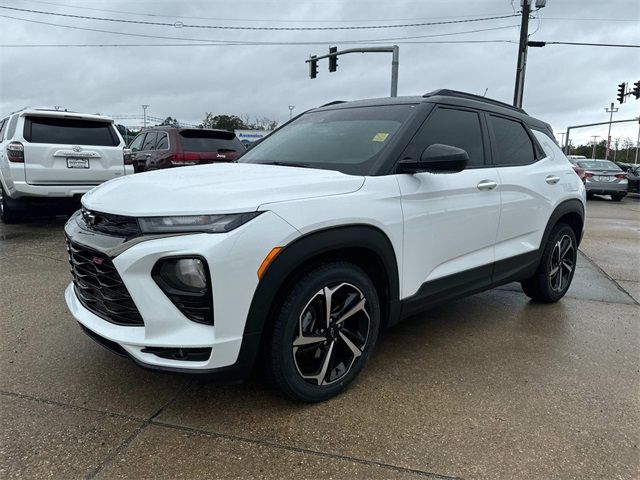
126 127 245 172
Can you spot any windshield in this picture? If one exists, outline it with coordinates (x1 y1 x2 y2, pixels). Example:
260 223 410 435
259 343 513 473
576 160 621 171
238 104 416 175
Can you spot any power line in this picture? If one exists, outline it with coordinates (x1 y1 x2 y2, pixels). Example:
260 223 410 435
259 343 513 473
0 5 520 31
22 0 517 24
0 13 519 45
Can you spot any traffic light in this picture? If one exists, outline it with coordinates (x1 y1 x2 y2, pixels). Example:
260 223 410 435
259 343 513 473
329 46 338 72
309 55 318 79
633 80 640 100
616 82 626 104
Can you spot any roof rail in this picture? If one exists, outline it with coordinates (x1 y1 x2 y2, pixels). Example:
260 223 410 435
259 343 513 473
320 100 347 107
423 89 526 114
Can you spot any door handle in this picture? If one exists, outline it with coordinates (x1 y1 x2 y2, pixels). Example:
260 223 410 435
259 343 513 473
545 175 560 185
477 180 497 191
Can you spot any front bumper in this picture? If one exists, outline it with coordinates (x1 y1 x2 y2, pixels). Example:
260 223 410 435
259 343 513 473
63 209 299 376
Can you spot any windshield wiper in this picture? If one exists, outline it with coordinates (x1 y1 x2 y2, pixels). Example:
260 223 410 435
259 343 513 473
260 161 313 168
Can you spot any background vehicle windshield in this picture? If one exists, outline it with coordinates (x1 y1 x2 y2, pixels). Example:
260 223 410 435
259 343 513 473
239 104 416 175
576 160 621 170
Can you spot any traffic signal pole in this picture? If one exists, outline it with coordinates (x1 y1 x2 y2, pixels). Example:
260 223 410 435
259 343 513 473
306 45 400 97
513 0 531 108
564 117 640 155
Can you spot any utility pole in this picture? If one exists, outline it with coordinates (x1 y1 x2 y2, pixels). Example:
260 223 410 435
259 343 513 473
142 104 149 129
590 135 600 159
604 102 619 159
513 0 547 108
636 119 639 163
557 132 565 148
288 105 295 119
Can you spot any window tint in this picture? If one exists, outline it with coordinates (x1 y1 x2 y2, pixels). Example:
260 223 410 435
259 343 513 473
489 116 536 166
404 108 484 167
24 116 119 146
0 118 7 141
129 133 145 152
156 132 168 150
179 130 244 152
141 131 157 151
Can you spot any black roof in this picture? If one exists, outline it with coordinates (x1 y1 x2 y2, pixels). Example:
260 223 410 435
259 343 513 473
313 89 551 131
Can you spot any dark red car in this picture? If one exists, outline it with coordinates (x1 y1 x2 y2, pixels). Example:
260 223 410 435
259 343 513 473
126 127 245 172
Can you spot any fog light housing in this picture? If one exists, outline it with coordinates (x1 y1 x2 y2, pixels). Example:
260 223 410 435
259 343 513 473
152 257 213 325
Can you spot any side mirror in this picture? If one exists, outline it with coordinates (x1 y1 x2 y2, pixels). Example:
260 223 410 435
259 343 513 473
397 144 469 174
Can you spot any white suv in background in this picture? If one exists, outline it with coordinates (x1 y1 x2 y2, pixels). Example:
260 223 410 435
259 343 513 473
63 90 586 402
0 108 131 223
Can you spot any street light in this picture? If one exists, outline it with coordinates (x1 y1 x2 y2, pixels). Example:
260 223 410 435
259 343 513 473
590 135 600 159
142 104 150 129
288 105 295 119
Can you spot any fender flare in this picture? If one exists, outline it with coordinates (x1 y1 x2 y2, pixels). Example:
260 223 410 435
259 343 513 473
540 198 585 248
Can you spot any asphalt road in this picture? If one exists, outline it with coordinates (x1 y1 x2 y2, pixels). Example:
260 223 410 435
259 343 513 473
1 196 638 480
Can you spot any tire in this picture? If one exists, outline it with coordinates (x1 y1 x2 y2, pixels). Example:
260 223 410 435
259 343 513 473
521 223 577 303
0 183 23 224
268 262 380 402
611 194 624 202
586 193 595 200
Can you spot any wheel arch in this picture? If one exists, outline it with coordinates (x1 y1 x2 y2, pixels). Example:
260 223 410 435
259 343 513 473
542 198 585 248
241 224 401 371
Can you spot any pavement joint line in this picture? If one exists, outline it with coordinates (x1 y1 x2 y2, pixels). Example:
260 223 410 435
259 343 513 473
578 248 640 306
0 253 66 262
149 419 463 480
0 389 146 423
84 380 195 480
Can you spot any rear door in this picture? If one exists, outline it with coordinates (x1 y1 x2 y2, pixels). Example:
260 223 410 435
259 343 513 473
177 129 245 163
22 115 125 185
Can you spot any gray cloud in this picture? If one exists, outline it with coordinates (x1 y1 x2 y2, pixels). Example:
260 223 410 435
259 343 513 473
1 0 638 145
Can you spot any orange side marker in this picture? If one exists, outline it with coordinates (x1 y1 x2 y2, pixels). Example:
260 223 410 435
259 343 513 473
257 247 282 279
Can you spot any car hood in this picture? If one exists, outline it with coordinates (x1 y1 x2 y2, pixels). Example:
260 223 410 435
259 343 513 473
82 163 365 216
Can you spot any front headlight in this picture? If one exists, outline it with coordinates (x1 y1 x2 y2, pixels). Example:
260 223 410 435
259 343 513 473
138 212 262 234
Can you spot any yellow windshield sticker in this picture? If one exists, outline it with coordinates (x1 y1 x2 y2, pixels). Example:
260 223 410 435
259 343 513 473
372 132 389 142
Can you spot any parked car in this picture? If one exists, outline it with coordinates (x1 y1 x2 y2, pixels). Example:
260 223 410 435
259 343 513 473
575 159 627 201
126 127 245 173
64 90 585 402
0 108 130 223
626 164 640 194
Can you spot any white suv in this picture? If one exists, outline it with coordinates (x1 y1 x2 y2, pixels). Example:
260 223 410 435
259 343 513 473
63 90 586 402
0 108 131 223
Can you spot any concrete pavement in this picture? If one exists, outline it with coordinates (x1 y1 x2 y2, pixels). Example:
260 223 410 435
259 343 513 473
1 197 638 479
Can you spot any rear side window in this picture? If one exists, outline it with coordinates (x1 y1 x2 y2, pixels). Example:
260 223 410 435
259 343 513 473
403 107 485 167
179 130 244 152
23 116 119 146
156 132 169 150
489 116 536 166
142 131 157 151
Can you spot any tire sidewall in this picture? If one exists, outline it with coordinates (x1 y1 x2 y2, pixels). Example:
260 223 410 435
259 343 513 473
272 263 380 402
540 224 578 302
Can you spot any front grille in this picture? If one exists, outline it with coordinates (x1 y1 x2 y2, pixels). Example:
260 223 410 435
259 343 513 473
67 240 144 326
82 208 141 237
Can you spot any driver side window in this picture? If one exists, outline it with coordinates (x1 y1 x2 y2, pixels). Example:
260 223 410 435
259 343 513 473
129 133 145 152
402 107 485 167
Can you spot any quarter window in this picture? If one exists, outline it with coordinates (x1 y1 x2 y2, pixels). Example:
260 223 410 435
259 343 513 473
403 107 485 167
489 116 536 166
0 118 7 141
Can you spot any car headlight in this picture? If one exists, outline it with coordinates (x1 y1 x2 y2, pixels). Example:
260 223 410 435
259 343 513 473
138 212 262 234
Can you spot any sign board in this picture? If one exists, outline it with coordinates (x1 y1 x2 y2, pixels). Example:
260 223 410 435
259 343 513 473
235 130 269 143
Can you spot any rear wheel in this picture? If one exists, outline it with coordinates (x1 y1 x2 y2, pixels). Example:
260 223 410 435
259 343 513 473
521 223 577 303
586 193 595 200
0 184 23 224
268 262 380 402
611 194 624 202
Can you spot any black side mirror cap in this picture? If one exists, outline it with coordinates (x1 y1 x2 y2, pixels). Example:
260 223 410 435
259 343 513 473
397 144 469 174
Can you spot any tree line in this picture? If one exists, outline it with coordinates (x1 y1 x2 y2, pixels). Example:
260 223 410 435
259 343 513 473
568 137 637 162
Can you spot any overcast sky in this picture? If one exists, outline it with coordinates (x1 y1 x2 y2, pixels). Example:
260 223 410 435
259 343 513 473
1 0 639 147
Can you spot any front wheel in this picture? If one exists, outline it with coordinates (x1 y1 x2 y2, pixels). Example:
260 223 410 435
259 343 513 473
521 223 578 303
268 262 380 402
